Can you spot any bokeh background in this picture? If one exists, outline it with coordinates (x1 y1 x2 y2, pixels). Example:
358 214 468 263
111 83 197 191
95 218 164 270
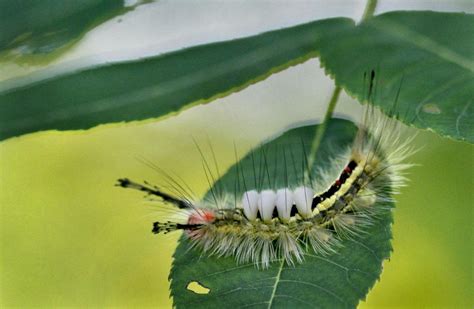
1 0 473 307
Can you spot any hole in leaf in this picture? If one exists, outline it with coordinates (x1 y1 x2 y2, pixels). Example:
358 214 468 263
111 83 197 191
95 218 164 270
187 281 210 294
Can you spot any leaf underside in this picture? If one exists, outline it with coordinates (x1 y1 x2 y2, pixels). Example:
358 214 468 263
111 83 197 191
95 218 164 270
170 119 393 309
0 18 353 141
1 11 472 143
318 11 474 142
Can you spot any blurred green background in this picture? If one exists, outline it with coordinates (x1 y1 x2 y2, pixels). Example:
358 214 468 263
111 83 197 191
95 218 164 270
0 91 472 308
0 0 473 308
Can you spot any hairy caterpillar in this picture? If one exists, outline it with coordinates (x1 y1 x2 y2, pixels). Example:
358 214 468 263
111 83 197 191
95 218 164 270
118 78 413 269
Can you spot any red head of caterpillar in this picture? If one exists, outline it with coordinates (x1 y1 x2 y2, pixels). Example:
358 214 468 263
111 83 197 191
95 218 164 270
117 103 415 269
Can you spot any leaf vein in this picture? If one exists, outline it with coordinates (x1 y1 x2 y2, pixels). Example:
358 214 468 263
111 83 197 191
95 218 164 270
455 100 472 136
278 279 346 305
274 294 318 308
267 259 285 309
370 19 474 72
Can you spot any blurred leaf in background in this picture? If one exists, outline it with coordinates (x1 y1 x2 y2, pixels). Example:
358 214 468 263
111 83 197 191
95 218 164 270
0 0 140 63
0 12 472 143
0 18 352 141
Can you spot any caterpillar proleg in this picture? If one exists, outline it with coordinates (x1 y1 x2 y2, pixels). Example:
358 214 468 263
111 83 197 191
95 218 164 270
118 79 414 269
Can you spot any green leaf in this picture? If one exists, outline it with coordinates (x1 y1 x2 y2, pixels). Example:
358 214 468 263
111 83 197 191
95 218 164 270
0 0 129 57
2 11 471 143
0 18 353 141
318 11 474 143
170 119 393 309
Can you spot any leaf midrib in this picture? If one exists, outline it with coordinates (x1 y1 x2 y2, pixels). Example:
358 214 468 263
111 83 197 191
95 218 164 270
267 259 284 309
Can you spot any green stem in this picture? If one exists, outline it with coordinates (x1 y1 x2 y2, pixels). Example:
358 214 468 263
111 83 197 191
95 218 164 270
306 0 378 176
307 86 342 171
362 0 378 21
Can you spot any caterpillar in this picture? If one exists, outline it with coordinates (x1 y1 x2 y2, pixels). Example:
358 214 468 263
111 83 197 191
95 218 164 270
117 78 414 269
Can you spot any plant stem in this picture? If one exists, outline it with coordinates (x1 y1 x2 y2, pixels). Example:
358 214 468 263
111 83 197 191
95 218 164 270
307 86 341 171
306 0 377 175
362 0 378 21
